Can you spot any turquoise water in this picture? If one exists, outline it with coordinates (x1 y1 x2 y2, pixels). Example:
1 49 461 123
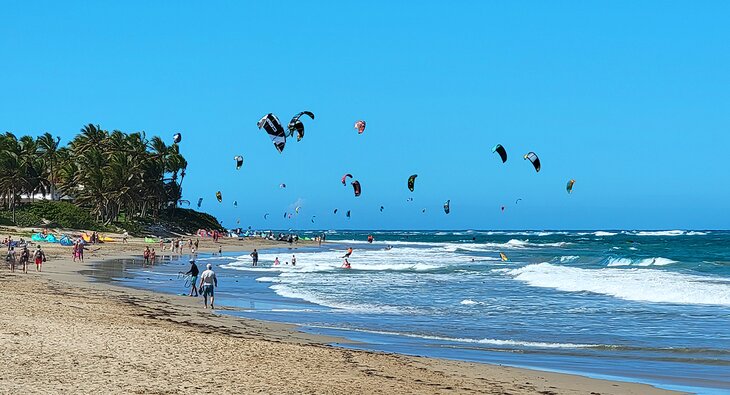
101 230 730 394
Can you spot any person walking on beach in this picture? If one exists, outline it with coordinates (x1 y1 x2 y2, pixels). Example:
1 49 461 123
150 249 156 264
20 246 29 273
185 259 199 297
77 241 84 262
194 238 199 250
33 246 45 272
143 246 150 265
199 263 218 309
122 231 129 244
6 247 16 272
250 249 259 266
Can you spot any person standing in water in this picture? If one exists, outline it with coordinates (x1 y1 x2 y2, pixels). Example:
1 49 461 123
273 257 280 266
341 258 351 269
184 259 199 297
291 254 296 266
199 263 218 309
250 249 259 266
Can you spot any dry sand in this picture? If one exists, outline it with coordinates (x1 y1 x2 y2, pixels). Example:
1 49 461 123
0 230 682 394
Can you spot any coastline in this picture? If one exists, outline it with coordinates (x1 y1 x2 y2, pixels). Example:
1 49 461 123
1 236 682 394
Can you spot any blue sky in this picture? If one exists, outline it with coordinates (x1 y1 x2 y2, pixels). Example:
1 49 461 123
1 1 729 230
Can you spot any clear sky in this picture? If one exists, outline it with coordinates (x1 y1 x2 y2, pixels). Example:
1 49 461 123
2 1 729 230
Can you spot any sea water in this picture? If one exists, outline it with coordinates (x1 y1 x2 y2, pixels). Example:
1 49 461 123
100 230 730 394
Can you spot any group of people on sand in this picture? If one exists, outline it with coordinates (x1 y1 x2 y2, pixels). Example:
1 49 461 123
72 239 85 262
164 238 199 255
4 240 46 273
182 259 218 309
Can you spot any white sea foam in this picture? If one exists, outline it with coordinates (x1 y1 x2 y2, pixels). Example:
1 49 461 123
507 263 730 306
593 231 617 237
270 284 405 314
633 230 686 237
307 326 601 349
606 257 677 267
460 299 481 305
559 256 580 263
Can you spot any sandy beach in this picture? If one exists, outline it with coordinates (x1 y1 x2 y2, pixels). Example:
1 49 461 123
0 232 681 394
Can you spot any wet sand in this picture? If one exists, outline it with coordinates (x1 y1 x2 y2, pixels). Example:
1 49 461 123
0 231 682 394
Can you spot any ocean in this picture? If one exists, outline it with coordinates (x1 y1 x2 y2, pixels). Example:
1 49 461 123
95 230 730 394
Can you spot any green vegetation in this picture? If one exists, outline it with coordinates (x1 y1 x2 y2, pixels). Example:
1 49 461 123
0 125 223 234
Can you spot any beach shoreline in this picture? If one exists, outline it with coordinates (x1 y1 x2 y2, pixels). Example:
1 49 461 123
1 234 683 394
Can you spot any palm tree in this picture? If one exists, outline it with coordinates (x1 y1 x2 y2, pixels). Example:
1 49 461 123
37 132 62 200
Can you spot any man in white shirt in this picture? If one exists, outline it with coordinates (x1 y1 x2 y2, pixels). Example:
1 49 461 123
199 264 218 309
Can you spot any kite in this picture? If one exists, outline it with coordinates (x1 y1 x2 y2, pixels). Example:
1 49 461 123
515 198 522 204
524 152 541 172
234 201 238 208
287 111 314 142
283 212 287 219
341 173 353 186
443 200 451 214
234 156 244 170
264 213 270 220
295 206 301 214
346 210 351 218
501 206 505 212
422 208 426 213
566 179 575 194
311 216 316 223
407 174 417 192
280 183 286 188
178 200 190 207
406 197 413 202
215 191 222 203
354 120 366 134
492 144 507 163
500 252 508 262
172 133 182 144
351 181 361 197
333 208 338 214
380 206 384 212
197 198 203 208
257 113 287 153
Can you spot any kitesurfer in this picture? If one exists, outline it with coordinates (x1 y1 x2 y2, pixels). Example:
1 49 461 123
342 247 353 258
342 258 351 269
